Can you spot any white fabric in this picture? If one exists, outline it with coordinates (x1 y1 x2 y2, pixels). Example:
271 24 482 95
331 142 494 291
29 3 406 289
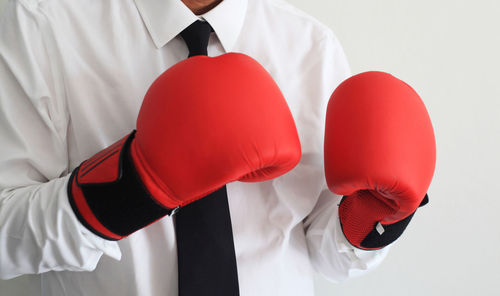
0 0 389 294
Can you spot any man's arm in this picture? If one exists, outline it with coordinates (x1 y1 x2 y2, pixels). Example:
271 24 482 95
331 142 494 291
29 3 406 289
0 0 120 280
302 33 389 282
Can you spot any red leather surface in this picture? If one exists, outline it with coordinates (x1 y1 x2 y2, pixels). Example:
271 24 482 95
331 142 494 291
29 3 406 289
130 53 302 208
324 71 436 248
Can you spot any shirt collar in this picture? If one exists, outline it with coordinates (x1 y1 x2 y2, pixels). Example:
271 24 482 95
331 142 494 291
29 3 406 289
134 0 248 52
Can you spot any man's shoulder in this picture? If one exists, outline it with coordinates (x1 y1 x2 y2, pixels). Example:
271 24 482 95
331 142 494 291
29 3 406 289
251 0 336 43
5 0 76 13
8 0 50 10
8 0 112 14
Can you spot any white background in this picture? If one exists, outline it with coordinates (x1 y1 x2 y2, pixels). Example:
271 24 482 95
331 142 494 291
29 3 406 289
1 0 499 295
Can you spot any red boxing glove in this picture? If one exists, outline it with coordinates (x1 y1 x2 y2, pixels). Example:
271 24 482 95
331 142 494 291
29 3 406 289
324 71 435 250
68 53 301 240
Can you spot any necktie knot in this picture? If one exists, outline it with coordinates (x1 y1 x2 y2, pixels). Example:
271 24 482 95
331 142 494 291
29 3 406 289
180 20 213 57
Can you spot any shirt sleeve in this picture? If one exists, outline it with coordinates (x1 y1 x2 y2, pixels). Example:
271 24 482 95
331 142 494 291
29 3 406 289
303 32 389 283
0 0 120 280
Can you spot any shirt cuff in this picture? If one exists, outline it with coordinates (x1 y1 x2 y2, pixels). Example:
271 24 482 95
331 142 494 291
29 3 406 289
333 214 390 277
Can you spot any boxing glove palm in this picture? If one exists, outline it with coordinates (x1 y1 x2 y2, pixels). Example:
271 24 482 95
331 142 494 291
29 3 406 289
324 71 435 250
69 53 301 240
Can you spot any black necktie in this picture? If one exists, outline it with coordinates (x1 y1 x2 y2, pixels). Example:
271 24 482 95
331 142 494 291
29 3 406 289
175 20 240 296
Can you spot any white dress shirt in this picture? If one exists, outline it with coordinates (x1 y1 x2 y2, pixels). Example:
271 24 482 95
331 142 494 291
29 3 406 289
0 0 389 295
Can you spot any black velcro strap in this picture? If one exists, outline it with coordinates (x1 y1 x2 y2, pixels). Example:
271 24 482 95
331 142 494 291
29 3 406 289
72 133 172 238
360 194 429 249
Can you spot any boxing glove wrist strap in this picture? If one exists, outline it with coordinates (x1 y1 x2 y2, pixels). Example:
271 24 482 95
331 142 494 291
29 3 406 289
339 194 429 250
68 131 173 241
